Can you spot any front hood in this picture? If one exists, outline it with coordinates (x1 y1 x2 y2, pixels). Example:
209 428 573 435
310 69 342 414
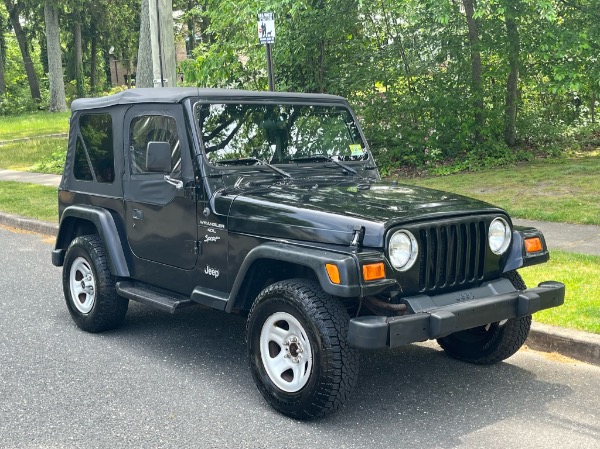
224 180 505 247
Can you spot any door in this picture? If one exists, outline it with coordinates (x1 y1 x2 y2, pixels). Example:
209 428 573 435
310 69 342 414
123 104 198 270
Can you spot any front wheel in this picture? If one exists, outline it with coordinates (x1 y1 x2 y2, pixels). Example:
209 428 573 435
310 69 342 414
246 279 359 420
437 271 531 365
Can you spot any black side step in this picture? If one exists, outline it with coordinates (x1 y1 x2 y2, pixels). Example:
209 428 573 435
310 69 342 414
116 281 196 314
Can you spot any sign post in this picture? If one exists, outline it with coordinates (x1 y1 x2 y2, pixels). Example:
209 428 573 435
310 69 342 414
257 12 275 91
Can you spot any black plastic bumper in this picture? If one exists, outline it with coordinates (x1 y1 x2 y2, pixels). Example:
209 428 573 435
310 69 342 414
347 281 565 349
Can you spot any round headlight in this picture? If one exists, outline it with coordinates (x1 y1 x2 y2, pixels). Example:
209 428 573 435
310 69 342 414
389 230 418 271
488 217 512 255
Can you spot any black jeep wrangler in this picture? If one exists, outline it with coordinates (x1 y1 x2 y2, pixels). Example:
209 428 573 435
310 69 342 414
52 88 564 419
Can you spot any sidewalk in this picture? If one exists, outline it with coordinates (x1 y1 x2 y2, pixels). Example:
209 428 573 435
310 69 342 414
514 218 600 257
0 169 598 366
0 169 61 187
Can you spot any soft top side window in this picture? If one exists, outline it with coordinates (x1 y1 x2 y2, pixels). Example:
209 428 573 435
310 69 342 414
129 115 181 176
73 113 115 183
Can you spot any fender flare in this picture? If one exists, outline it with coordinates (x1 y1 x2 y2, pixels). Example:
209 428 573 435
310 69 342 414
504 227 550 273
225 242 362 312
53 205 130 277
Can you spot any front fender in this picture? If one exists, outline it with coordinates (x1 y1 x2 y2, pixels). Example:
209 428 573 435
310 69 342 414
225 242 363 312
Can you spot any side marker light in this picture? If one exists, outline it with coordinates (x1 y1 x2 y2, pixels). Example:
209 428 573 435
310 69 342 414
325 264 341 284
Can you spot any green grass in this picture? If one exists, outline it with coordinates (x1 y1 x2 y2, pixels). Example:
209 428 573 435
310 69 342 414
521 251 600 334
0 112 69 141
399 155 600 225
0 181 57 222
0 137 67 172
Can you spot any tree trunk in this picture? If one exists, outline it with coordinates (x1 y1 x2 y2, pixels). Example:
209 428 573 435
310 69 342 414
44 1 67 112
504 1 520 147
0 44 6 94
4 0 41 101
136 0 153 87
90 27 97 92
187 0 195 54
462 0 484 143
591 89 596 124
74 16 85 97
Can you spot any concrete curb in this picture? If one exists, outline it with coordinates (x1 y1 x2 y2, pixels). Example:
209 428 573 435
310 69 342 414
0 211 598 367
527 322 600 366
0 211 58 236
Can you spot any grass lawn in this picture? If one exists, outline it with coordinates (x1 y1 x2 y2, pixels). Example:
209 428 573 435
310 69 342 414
0 137 67 172
520 250 600 334
0 181 57 222
0 111 70 140
399 155 600 226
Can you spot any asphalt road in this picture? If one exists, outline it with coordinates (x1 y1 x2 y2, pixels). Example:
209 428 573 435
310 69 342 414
1 225 599 449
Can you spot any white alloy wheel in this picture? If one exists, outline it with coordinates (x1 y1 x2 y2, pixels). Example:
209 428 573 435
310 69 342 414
69 257 96 314
260 311 313 392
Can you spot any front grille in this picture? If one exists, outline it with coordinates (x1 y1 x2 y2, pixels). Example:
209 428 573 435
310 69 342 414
417 220 487 292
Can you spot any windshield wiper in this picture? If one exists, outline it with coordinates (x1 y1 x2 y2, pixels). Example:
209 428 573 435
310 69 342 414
291 154 358 175
217 157 292 178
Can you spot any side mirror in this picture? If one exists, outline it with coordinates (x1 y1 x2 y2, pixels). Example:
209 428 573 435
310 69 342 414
146 141 172 173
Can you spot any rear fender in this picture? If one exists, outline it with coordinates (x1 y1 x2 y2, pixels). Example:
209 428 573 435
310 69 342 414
52 205 130 277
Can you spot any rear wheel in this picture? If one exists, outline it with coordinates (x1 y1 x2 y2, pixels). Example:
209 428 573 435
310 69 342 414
62 235 128 332
247 279 359 420
437 271 531 365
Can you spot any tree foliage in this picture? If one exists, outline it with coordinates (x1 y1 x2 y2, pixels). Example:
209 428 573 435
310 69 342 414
180 0 600 172
1 0 599 172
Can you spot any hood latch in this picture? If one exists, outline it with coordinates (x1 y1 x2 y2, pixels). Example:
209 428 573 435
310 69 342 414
350 226 365 249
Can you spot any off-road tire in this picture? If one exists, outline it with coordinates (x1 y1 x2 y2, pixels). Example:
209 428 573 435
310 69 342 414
247 279 359 420
62 235 128 332
437 271 531 365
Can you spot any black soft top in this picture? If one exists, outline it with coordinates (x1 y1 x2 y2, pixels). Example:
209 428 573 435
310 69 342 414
70 88 348 111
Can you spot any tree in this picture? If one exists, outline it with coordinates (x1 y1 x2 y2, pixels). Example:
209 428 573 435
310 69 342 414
3 0 41 101
0 24 6 94
72 8 84 96
503 0 520 147
462 0 484 143
44 0 66 111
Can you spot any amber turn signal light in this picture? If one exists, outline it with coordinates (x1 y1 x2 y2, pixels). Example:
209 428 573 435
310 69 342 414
325 264 341 284
362 263 386 281
524 237 543 253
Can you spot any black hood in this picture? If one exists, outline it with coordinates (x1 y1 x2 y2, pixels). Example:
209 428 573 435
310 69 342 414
223 180 505 247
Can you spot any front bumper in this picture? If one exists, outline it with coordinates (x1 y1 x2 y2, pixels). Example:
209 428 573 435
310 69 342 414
348 280 565 349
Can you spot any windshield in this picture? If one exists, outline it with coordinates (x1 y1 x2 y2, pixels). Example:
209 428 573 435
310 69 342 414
195 102 368 165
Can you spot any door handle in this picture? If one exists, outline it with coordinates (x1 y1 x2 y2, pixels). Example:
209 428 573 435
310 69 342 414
164 175 183 190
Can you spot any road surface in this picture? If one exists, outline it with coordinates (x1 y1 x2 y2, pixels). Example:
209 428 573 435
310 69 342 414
1 225 598 449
